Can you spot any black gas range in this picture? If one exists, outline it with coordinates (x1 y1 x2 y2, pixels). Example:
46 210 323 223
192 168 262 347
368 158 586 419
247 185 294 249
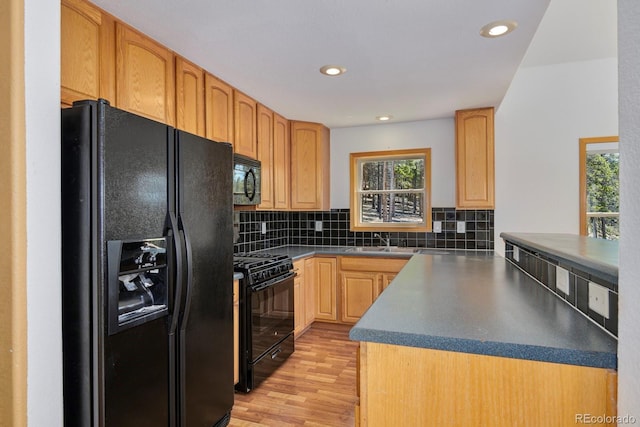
233 253 295 392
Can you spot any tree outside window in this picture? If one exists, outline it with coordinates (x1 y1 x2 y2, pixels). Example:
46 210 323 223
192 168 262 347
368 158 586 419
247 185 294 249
350 149 431 232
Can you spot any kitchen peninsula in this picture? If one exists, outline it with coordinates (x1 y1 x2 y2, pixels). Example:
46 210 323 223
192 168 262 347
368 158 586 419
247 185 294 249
349 251 617 426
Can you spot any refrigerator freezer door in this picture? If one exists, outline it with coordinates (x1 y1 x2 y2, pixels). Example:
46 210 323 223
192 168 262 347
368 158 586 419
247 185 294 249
175 131 234 426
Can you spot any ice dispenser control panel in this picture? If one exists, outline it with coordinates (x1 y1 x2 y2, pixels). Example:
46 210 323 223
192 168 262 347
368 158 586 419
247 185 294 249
107 237 170 335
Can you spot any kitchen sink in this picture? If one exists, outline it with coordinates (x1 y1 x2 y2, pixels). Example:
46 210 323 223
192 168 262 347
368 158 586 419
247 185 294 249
345 246 452 255
346 246 419 254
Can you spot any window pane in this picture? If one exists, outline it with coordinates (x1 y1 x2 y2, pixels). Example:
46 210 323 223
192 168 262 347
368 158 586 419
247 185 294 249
360 193 425 224
361 159 424 191
586 151 619 240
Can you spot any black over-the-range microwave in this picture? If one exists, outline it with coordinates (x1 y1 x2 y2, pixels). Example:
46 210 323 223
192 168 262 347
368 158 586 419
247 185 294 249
233 154 261 205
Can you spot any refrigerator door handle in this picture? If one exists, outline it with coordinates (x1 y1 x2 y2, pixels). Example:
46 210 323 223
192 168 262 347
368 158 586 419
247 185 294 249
167 212 184 335
177 216 194 331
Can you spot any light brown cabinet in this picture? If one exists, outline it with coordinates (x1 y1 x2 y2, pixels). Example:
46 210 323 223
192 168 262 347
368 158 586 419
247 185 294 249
61 0 115 107
314 257 337 321
290 121 330 211
204 73 234 144
304 258 316 326
115 23 175 126
257 104 274 209
233 90 258 159
175 56 205 137
455 107 495 209
258 107 291 210
273 113 291 210
357 341 617 426
293 258 315 337
338 257 408 324
340 272 380 324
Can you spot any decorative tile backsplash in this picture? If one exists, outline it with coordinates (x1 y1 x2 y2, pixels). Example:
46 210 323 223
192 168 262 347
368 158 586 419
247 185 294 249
234 208 494 253
504 241 618 337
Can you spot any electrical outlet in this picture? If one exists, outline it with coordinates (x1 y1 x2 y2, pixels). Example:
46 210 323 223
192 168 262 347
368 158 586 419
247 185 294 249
513 246 520 262
315 221 323 232
456 221 466 233
433 221 442 233
556 266 570 295
261 222 267 234
588 282 610 319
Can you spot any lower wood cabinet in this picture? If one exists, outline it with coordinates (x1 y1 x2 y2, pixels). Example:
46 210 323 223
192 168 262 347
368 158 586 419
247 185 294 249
357 341 617 426
340 272 380 324
293 257 316 337
314 257 338 321
338 257 408 324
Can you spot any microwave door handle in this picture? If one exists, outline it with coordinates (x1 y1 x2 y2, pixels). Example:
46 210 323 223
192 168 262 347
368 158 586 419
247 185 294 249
244 168 256 201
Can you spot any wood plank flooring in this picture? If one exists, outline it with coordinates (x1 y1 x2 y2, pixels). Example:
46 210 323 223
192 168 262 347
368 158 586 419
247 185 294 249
229 322 359 427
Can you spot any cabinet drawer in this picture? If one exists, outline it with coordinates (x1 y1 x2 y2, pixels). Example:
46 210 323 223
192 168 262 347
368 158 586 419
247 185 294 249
339 257 408 273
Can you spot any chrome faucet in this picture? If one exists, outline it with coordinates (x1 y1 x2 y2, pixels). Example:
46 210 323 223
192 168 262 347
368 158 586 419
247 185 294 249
374 233 391 248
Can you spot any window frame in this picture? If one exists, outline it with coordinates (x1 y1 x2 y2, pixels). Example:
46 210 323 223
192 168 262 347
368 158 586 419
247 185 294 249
349 148 432 232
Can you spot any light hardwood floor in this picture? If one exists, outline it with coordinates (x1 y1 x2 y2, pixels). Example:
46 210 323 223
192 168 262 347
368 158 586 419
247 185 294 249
230 323 359 427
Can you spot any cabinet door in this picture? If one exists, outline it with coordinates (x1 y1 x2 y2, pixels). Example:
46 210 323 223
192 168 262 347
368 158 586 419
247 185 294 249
61 0 115 106
116 23 175 126
293 259 305 337
204 73 234 144
341 272 380 324
257 104 274 209
304 258 316 327
233 90 257 158
273 113 291 210
455 107 495 209
175 56 204 137
290 121 330 210
381 273 397 291
294 275 304 337
314 258 337 321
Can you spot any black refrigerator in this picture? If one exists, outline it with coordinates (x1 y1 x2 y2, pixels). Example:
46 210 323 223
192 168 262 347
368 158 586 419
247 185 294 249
61 99 234 427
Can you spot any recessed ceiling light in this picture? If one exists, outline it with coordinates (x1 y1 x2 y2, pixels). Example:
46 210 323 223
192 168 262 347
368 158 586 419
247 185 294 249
376 115 393 121
480 20 518 38
320 65 346 76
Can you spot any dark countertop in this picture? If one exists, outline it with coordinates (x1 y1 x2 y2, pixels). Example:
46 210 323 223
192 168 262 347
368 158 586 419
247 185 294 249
500 232 618 283
249 245 489 261
349 252 617 369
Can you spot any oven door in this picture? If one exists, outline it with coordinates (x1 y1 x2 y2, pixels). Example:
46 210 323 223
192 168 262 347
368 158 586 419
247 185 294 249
249 274 294 361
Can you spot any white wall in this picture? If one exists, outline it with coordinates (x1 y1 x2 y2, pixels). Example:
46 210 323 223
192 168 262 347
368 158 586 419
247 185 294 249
25 0 63 425
618 0 640 415
494 57 618 255
330 118 455 209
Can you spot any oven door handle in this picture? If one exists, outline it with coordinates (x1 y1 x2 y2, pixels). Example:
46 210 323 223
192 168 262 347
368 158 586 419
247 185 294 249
249 271 296 292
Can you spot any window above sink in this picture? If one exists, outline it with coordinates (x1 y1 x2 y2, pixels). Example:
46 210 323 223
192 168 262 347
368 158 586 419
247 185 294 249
349 148 432 232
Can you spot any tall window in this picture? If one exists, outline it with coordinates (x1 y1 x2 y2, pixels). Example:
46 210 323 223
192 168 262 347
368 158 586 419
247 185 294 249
579 136 619 240
350 148 431 232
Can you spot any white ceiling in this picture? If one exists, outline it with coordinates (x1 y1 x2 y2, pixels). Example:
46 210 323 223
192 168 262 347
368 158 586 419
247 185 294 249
90 0 616 128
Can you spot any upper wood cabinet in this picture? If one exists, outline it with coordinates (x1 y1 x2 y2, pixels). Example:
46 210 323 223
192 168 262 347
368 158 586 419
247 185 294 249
257 104 274 209
204 73 234 144
257 107 290 210
115 23 175 126
455 107 495 209
273 113 290 210
290 121 330 211
61 0 115 107
233 90 258 158
175 56 205 137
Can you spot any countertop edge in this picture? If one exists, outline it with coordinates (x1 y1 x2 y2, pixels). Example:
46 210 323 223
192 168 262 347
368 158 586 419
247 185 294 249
500 232 618 283
348 328 617 370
